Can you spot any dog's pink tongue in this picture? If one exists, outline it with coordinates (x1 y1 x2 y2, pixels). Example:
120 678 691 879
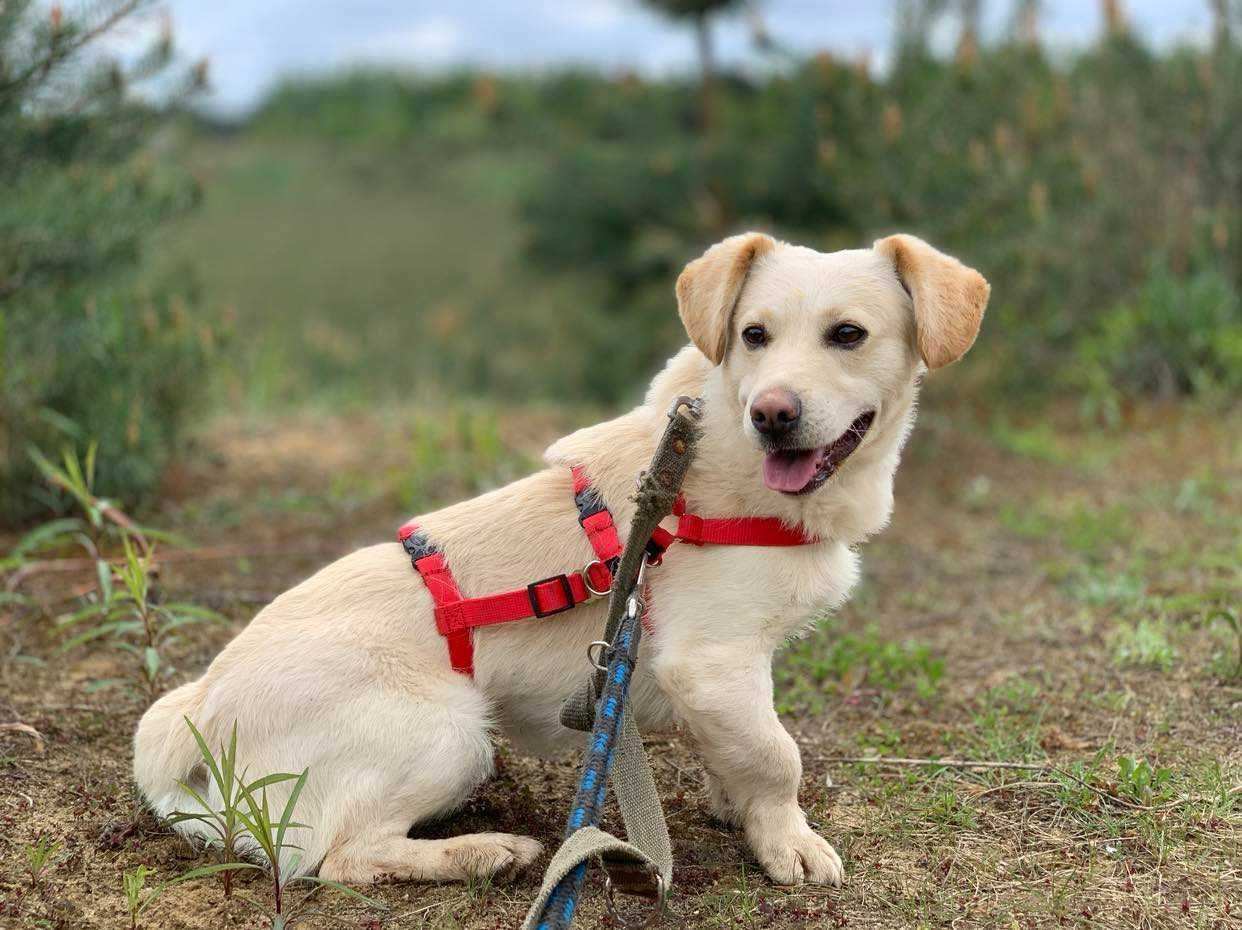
763 449 819 493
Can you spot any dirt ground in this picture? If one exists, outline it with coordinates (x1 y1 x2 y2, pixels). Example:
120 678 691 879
1 397 1239 929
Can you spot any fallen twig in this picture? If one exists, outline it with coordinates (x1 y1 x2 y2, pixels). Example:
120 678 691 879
818 755 1050 771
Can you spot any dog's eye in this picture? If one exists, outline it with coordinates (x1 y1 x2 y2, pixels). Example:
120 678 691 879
827 323 867 347
741 325 768 349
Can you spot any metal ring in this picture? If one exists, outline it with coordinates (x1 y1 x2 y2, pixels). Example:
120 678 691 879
581 559 612 598
587 640 611 672
603 871 668 929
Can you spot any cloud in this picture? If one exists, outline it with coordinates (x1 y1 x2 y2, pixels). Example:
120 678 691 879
349 17 464 67
160 0 1212 115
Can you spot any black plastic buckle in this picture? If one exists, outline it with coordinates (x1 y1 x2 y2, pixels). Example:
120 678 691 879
402 532 439 562
574 485 608 523
528 574 575 618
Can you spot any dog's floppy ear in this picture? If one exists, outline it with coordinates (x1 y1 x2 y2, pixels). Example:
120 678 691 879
676 232 776 364
873 234 990 370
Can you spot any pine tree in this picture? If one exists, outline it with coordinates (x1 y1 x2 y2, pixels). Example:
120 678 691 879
956 0 983 66
1101 0 1127 37
0 0 212 518
1015 0 1042 48
640 0 743 134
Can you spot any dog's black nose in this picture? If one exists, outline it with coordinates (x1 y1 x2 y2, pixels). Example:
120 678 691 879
750 389 801 438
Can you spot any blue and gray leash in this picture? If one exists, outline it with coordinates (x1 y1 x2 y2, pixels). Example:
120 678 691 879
522 396 702 930
533 563 655 930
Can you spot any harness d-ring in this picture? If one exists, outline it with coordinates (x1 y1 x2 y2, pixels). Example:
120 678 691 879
603 870 668 929
586 640 611 672
581 559 612 598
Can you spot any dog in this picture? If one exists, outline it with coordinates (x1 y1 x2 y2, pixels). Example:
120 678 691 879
134 231 988 887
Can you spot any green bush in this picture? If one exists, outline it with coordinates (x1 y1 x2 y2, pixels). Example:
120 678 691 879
181 9 1242 409
0 0 215 519
512 26 1242 404
1069 260 1242 421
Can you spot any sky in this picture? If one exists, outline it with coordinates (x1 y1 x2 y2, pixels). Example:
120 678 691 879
125 0 1216 114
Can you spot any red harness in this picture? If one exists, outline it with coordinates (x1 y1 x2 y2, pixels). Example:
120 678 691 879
399 466 816 676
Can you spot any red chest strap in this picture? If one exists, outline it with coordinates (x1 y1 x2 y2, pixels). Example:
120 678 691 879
399 466 620 676
400 467 816 677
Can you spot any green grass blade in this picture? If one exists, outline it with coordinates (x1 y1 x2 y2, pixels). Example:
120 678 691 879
12 518 84 557
274 768 309 851
183 716 227 796
244 772 300 793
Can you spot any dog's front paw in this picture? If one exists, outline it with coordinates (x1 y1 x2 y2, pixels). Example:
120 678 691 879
752 825 844 886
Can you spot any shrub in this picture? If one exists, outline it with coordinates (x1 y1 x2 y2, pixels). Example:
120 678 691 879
1069 260 1242 421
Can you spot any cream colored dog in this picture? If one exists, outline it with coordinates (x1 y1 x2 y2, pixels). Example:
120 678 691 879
134 232 988 888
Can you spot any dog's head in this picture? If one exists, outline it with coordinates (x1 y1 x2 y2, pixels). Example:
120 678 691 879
677 232 989 496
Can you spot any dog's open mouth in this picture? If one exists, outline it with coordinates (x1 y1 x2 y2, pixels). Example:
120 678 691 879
762 411 876 495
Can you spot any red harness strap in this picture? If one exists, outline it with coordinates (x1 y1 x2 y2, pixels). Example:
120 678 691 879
400 466 815 676
400 466 621 676
647 493 815 556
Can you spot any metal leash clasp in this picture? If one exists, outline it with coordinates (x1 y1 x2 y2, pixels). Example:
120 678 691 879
585 555 651 672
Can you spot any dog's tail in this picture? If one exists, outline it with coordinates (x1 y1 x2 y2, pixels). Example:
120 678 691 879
132 680 213 832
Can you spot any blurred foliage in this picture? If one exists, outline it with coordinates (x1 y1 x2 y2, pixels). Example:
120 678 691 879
242 12 1242 411
16 2 1233 517
1072 259 1242 423
0 0 216 520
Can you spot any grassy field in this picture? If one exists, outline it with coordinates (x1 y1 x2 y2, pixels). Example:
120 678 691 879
153 134 627 411
2 392 1238 929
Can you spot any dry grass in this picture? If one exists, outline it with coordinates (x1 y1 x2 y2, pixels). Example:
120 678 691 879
1 396 1238 929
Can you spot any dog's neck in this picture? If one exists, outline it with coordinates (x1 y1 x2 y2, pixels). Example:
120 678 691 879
546 346 919 546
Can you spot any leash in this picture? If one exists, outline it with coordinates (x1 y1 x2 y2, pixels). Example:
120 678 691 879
521 395 703 930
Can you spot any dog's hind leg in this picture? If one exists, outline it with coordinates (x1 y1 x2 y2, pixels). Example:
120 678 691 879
312 682 543 885
320 827 542 884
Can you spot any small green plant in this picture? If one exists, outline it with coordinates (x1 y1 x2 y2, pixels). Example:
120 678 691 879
169 718 381 927
168 719 297 899
1060 504 1131 558
989 420 1069 464
122 863 254 930
1115 756 1175 806
777 622 945 713
927 789 979 830
122 865 158 929
56 534 225 697
24 835 63 886
1111 618 1175 670
2 443 223 697
1069 568 1147 607
1209 608 1242 680
2 444 156 579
